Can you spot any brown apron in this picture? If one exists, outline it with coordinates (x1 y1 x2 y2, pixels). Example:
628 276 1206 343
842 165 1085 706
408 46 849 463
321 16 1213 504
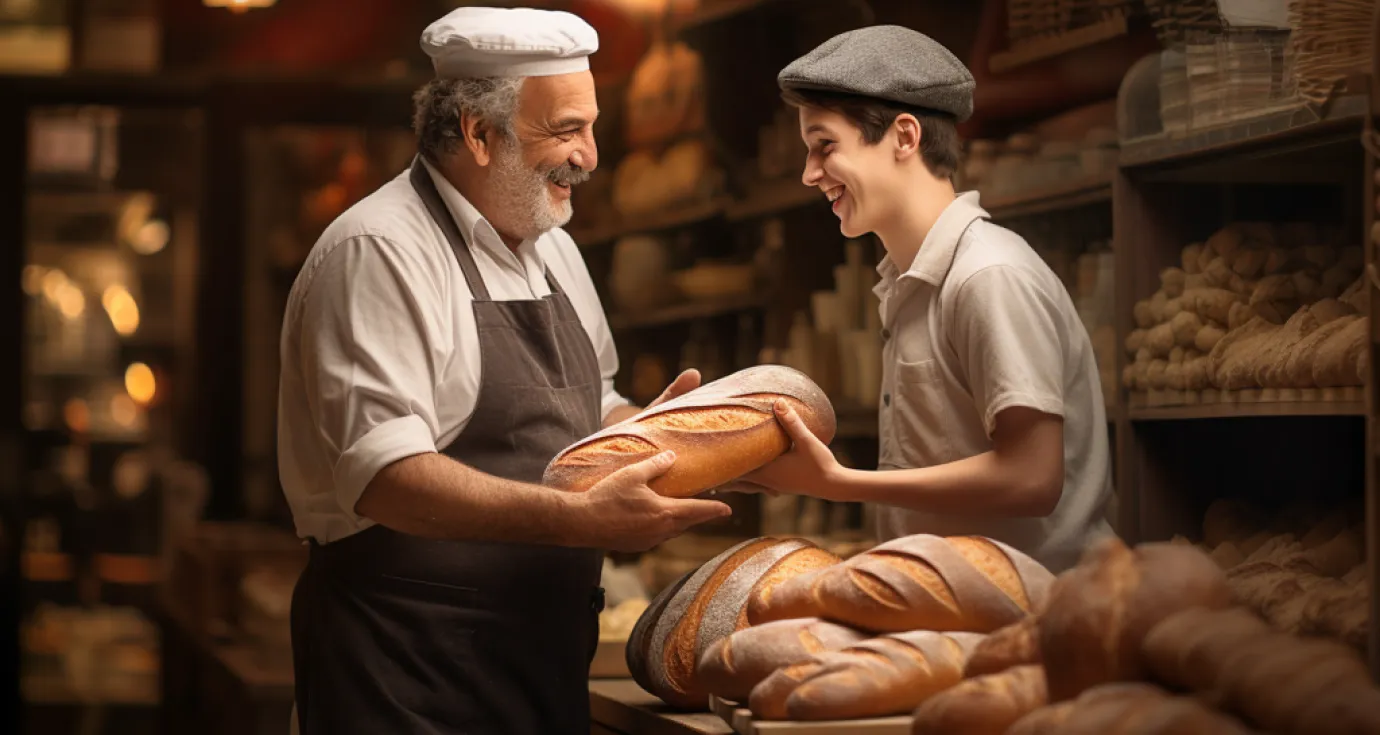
289 157 606 734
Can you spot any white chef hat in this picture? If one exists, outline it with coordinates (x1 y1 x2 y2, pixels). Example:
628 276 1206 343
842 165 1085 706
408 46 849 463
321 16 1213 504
420 6 600 79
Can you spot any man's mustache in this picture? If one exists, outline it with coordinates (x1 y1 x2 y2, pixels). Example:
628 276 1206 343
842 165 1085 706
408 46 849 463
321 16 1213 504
547 163 590 187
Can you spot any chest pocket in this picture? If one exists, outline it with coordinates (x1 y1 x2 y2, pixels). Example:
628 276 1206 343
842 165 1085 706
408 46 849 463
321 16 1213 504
890 357 958 465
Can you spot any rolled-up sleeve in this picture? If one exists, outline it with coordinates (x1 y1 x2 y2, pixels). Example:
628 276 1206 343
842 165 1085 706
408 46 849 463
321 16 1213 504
951 264 1068 436
294 234 447 521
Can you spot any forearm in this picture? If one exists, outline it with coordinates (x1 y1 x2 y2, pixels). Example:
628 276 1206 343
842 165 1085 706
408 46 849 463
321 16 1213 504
831 451 1061 518
603 402 642 427
354 452 584 545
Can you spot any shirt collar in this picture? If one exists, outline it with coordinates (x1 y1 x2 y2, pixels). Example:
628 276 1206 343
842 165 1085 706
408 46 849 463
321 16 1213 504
875 190 989 291
419 156 527 259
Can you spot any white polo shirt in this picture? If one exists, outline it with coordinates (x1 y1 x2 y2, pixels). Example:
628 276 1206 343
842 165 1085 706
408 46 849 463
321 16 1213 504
873 191 1114 573
276 158 630 544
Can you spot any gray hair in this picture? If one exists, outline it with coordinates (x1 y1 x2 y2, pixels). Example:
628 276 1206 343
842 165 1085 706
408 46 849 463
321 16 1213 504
412 76 524 164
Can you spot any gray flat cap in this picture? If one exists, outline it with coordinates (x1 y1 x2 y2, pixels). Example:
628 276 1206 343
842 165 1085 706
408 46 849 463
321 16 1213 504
778 25 975 122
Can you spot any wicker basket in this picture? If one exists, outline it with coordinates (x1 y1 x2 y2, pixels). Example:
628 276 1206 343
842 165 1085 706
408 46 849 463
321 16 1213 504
1007 0 1140 46
1286 0 1376 109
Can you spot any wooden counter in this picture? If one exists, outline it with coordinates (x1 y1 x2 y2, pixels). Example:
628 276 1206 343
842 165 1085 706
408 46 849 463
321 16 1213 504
589 679 733 735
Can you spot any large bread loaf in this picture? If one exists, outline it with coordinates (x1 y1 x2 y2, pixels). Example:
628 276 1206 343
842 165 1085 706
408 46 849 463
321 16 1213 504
695 618 867 702
1006 682 1254 735
747 630 985 721
746 534 1054 634
1038 537 1232 703
1142 606 1380 735
963 614 1042 678
625 536 841 709
543 365 836 498
910 664 1048 735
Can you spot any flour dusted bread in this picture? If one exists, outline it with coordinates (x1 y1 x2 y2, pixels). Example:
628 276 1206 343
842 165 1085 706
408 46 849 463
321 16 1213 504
1142 606 1380 735
1038 537 1232 702
746 534 1054 634
911 664 1048 735
747 630 984 721
695 618 866 702
543 365 835 498
626 536 841 709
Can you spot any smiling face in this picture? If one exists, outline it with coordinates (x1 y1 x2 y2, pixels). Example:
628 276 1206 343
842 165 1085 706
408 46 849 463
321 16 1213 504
798 104 902 238
484 71 600 240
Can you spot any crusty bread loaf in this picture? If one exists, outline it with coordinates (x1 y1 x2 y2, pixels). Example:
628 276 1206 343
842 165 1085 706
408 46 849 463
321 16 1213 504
543 365 836 498
626 536 840 709
1142 606 1380 735
963 613 1041 677
746 534 1054 634
747 630 985 721
910 664 1048 735
695 618 867 702
1006 682 1253 735
1039 537 1233 703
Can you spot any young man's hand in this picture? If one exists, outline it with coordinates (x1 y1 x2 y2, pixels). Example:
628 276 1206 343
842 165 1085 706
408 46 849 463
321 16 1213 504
743 400 848 500
646 369 701 410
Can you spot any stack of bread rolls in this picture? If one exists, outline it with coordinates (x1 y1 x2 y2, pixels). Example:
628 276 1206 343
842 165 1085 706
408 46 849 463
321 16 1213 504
1172 497 1369 653
1122 221 1367 403
911 536 1380 735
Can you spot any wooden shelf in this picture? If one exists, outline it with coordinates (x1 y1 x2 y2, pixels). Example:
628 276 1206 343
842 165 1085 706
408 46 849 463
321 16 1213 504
725 179 824 222
982 173 1113 220
1118 94 1368 180
988 15 1130 74
589 679 732 735
1127 389 1365 420
569 197 728 246
608 293 764 331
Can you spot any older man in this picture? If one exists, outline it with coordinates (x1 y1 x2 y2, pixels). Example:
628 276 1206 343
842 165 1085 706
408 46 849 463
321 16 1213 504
277 7 730 734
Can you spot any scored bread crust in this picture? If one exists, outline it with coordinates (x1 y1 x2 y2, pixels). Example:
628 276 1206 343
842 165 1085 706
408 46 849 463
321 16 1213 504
747 534 1055 634
542 365 836 498
1005 682 1253 735
695 617 868 703
627 568 694 697
748 630 986 721
964 614 1042 678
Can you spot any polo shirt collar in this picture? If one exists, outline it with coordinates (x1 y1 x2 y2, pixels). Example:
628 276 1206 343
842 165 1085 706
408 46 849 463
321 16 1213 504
875 190 989 291
419 156 534 260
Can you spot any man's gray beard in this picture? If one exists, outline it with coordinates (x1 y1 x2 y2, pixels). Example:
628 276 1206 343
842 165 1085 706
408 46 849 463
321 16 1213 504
490 139 571 240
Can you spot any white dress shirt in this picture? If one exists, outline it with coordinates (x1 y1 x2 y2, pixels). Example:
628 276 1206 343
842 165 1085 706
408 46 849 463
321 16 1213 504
872 191 1115 573
276 158 630 544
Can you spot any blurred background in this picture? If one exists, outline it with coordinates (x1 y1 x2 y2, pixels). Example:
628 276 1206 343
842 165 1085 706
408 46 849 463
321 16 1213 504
1 0 1373 733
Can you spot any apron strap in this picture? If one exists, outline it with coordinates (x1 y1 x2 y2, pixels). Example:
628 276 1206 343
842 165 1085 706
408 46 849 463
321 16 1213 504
409 156 491 301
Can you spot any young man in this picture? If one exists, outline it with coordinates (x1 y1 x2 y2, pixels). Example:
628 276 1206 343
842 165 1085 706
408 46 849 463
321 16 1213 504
745 25 1114 573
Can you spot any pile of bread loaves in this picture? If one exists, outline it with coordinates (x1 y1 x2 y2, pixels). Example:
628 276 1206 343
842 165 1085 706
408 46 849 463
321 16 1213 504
1122 221 1367 397
1174 497 1369 654
623 531 1380 734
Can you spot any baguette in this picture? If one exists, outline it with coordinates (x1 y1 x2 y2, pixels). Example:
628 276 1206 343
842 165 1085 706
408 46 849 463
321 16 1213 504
745 534 1054 634
910 664 1048 735
747 630 984 721
1039 537 1232 703
1142 606 1380 735
1006 682 1254 735
695 618 867 702
543 365 836 498
962 614 1041 678
627 536 840 709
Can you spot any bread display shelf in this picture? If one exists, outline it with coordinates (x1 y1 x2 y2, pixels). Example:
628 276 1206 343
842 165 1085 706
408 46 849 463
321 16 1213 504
591 639 632 679
982 172 1113 221
570 197 729 246
1118 93 1366 176
609 293 766 330
589 679 733 735
1127 388 1364 419
724 178 823 222
709 696 911 735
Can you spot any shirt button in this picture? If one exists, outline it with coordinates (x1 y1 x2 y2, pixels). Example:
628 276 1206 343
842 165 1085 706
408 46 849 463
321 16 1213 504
883 393 891 407
881 328 891 341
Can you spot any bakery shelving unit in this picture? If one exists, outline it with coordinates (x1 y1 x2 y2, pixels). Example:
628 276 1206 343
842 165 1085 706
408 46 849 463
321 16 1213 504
1113 81 1376 681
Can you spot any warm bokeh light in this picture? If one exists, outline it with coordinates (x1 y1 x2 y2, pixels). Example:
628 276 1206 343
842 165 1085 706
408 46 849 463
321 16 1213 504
41 269 67 302
22 265 45 296
131 219 169 255
124 363 156 405
63 398 89 434
102 285 140 336
110 394 139 427
56 283 85 319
